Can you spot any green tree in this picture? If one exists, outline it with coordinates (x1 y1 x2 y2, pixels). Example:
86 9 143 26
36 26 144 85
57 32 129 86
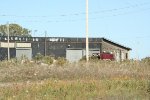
0 23 31 37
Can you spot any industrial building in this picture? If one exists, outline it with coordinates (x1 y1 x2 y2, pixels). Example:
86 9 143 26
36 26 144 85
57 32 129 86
0 36 131 62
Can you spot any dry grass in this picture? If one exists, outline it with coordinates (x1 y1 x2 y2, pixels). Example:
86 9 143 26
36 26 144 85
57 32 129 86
0 59 150 99
0 59 149 82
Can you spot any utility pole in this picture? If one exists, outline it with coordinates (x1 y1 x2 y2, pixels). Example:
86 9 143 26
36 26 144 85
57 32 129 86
7 22 10 60
86 0 89 62
45 31 47 56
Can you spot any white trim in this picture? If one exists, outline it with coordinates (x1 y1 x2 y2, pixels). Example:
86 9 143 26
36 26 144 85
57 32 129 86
0 42 31 48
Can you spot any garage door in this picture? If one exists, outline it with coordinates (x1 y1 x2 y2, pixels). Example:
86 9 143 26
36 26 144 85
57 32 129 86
16 48 32 60
66 49 83 62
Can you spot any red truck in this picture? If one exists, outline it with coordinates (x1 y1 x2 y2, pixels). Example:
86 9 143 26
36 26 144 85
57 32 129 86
92 52 114 60
99 52 114 60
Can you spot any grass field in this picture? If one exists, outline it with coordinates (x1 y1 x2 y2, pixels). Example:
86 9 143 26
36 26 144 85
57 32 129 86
0 59 150 100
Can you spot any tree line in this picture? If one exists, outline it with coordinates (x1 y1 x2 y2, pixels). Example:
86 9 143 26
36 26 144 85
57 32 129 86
0 23 31 37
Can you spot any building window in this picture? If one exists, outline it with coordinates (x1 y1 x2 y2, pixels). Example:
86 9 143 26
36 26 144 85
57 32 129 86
19 38 21 41
15 37 18 40
22 37 25 41
11 37 13 40
68 45 70 48
36 38 39 41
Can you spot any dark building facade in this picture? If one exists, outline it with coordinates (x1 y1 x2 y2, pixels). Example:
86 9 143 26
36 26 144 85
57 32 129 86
0 48 16 60
0 36 131 61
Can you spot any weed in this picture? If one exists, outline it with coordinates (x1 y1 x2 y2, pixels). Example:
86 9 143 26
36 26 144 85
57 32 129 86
55 57 68 66
43 56 53 65
34 53 43 61
147 81 150 94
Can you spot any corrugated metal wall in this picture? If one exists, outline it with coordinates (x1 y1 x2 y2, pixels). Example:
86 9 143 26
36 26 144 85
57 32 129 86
31 41 101 58
0 48 16 60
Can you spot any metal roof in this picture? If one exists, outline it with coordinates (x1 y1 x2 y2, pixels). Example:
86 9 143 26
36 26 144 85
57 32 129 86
101 37 131 50
0 36 131 50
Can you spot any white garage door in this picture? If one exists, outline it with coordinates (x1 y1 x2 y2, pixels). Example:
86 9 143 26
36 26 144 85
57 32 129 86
16 48 32 60
66 49 83 62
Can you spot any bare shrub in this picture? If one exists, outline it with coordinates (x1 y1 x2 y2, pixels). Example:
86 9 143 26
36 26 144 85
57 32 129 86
43 56 53 65
34 53 43 61
0 59 150 82
55 57 68 66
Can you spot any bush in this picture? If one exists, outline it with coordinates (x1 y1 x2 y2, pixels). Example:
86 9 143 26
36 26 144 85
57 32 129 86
56 57 68 66
80 56 99 62
141 57 150 65
34 53 53 65
34 53 43 61
90 56 99 60
147 81 150 94
43 56 53 65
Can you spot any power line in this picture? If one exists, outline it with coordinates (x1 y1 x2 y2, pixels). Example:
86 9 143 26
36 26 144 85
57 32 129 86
0 2 150 24
0 2 149 18
90 7 150 20
1 6 149 24
90 2 150 14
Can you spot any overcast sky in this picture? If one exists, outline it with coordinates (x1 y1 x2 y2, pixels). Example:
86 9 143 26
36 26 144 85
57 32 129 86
0 0 150 59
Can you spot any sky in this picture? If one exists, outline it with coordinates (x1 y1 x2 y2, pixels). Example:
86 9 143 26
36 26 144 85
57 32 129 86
0 0 150 59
